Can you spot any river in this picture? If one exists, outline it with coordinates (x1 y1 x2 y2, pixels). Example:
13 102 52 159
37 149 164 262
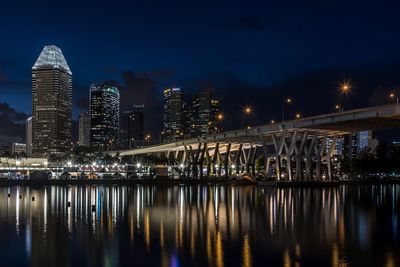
0 184 398 266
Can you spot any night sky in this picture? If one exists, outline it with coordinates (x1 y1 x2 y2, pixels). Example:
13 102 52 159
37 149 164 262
1 0 400 144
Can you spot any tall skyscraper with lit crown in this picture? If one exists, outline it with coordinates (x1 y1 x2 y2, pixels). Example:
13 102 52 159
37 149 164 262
32 45 72 155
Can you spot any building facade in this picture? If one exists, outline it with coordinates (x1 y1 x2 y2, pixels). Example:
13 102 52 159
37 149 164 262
11 142 27 154
26 116 32 156
78 112 90 147
89 84 120 150
120 108 144 149
32 45 72 155
163 88 184 142
189 91 221 138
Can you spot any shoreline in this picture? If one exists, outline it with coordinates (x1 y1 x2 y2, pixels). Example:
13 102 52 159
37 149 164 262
0 178 399 187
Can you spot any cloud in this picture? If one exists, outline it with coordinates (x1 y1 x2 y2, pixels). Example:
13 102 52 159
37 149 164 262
102 71 163 133
0 102 28 145
136 69 176 80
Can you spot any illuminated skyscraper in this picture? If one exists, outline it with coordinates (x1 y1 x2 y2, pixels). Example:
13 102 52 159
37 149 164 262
32 45 72 155
89 84 120 150
190 91 221 137
78 112 90 147
163 88 183 142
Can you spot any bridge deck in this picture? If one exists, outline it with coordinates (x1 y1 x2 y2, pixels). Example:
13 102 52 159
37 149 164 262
115 104 400 156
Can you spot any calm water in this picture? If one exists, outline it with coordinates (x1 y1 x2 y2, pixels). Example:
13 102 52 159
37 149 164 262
0 184 399 267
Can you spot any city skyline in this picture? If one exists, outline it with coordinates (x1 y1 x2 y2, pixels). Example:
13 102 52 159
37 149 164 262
2 1 400 144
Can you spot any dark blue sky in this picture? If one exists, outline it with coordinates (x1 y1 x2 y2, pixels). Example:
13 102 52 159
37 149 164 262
1 0 400 142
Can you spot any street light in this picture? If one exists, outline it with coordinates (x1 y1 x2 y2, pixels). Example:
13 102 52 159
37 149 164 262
282 97 292 123
145 134 151 146
295 113 301 119
338 81 351 112
389 92 399 104
242 106 252 128
271 119 275 124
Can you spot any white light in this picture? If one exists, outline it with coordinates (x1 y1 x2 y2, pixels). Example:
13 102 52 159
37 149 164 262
15 160 21 166
92 162 97 167
231 165 236 169
214 164 219 168
43 161 48 166
67 161 72 167
180 164 184 168
113 163 117 167
136 163 141 168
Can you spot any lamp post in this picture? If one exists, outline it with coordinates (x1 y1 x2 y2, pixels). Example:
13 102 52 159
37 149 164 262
390 92 399 104
129 138 135 149
282 98 292 123
158 131 165 144
242 106 252 128
216 113 224 132
338 81 351 112
145 134 151 146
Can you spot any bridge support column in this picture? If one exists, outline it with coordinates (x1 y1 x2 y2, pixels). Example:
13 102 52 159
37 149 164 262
224 143 231 178
211 143 220 177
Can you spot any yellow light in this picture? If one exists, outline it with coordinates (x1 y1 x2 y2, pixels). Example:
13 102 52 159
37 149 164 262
244 106 252 115
296 113 301 118
390 93 395 98
335 104 340 110
217 113 224 121
286 98 292 103
339 81 351 95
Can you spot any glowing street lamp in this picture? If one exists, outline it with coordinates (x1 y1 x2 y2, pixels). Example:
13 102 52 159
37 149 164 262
242 106 252 128
338 80 352 112
67 161 72 167
389 92 399 104
282 97 292 123
271 119 275 124
295 113 301 119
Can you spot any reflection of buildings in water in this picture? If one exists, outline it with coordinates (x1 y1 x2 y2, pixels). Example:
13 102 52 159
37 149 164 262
0 184 399 266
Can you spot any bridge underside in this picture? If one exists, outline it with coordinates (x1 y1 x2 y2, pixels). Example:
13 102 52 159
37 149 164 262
114 105 400 181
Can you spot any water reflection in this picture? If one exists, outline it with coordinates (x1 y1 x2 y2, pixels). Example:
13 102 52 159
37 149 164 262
0 184 399 266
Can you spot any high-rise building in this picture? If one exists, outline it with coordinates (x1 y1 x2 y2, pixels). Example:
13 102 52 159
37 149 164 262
120 108 144 149
32 45 72 155
163 88 184 142
26 116 32 156
78 112 90 147
347 130 373 159
89 84 120 150
189 91 221 138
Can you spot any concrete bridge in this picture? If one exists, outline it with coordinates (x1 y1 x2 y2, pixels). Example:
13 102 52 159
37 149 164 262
112 104 400 181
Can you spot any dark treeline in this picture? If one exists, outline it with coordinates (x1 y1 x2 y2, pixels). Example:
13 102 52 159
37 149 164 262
344 142 400 175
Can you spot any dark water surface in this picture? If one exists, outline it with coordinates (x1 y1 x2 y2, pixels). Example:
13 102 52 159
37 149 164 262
0 184 399 267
